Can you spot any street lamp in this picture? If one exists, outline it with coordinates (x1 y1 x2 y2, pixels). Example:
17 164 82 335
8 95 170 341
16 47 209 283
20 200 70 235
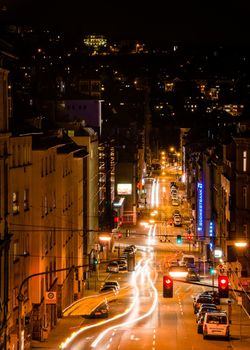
234 241 248 248
98 232 112 260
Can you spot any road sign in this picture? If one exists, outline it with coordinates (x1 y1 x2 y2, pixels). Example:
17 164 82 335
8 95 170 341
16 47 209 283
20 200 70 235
45 291 57 304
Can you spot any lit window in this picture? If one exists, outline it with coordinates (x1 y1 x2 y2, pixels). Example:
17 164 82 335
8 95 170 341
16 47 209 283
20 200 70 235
12 192 19 214
243 150 247 172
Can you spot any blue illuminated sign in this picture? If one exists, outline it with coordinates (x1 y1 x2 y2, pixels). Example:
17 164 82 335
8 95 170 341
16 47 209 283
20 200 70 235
209 221 214 250
209 221 214 237
197 182 204 236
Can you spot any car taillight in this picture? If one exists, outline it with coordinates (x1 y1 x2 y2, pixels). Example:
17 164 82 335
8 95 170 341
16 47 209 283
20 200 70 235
204 325 207 332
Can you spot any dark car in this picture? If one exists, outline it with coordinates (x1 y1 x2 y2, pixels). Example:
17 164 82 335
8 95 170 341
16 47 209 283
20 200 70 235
101 280 120 290
186 269 200 282
193 295 213 314
116 259 127 271
99 285 118 294
196 304 218 322
200 290 220 305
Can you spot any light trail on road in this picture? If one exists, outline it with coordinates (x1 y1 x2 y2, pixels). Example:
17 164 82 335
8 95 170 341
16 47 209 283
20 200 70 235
60 257 157 350
91 257 158 348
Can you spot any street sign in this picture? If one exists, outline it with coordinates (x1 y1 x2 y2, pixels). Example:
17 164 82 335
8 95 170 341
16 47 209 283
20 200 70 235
45 291 57 304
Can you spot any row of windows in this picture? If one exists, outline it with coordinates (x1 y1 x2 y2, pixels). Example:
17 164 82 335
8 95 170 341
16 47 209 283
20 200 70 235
41 155 56 177
41 193 56 216
13 189 74 217
43 230 56 255
41 156 72 177
11 144 31 167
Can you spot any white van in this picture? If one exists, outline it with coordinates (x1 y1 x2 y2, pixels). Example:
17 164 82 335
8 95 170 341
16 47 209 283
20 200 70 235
203 312 230 340
179 254 196 268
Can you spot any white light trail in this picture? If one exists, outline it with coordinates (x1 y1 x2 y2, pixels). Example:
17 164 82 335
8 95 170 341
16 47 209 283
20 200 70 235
91 259 158 348
60 262 144 349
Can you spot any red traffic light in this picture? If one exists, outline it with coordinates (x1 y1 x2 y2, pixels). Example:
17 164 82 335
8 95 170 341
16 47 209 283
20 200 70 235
218 275 229 298
163 275 173 298
218 276 228 288
163 276 173 288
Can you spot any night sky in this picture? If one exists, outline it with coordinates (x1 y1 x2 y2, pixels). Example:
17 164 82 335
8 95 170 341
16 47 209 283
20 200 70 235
1 0 250 45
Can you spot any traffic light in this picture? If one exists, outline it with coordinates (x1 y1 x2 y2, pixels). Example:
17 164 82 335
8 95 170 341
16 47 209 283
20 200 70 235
187 233 192 241
209 267 216 275
113 210 119 227
218 275 229 298
176 235 182 244
93 257 98 271
163 275 173 298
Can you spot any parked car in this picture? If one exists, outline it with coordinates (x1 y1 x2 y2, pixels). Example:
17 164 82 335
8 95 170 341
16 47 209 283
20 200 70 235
200 290 220 305
106 261 119 273
203 312 230 340
197 309 221 333
193 295 214 314
196 304 219 322
99 285 118 293
101 280 120 290
116 259 127 271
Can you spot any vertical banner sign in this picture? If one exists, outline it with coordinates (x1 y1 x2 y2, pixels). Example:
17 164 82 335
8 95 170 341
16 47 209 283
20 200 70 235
209 221 214 250
197 182 204 238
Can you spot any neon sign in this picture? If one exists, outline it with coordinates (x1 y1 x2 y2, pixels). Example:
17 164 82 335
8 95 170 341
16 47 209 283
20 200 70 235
197 182 204 236
209 221 214 250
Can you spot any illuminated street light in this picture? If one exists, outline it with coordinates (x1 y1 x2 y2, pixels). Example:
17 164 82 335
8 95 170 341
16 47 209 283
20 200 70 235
99 233 112 259
234 241 248 248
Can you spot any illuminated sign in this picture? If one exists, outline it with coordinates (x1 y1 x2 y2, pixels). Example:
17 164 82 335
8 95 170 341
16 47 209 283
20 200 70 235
197 182 204 236
117 183 132 195
209 221 214 250
214 248 223 258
